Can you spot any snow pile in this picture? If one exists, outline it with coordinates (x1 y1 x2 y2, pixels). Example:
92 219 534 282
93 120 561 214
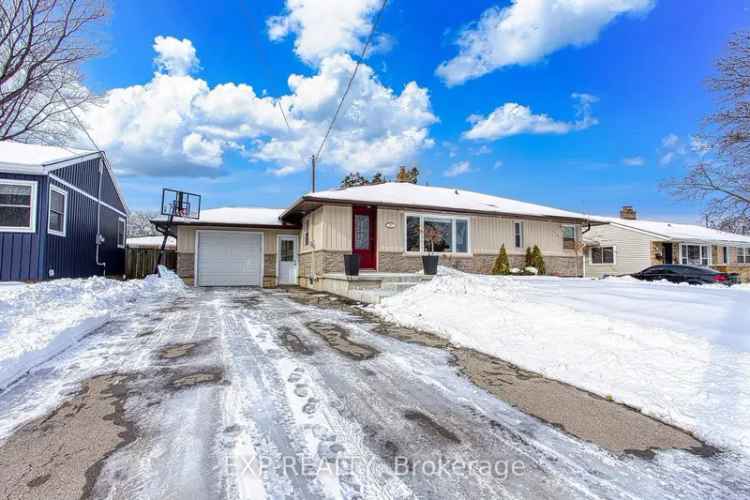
371 268 750 454
0 271 184 389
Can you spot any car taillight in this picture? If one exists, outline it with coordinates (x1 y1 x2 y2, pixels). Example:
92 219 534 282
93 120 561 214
713 274 727 282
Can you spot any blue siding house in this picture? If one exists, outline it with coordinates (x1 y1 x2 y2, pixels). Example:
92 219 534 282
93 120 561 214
0 141 129 281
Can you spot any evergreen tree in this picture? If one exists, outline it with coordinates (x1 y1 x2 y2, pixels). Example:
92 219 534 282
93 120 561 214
341 172 369 188
370 172 388 184
491 244 511 275
531 245 546 275
525 247 534 267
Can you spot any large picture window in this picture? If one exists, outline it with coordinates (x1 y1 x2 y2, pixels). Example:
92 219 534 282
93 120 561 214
405 214 470 254
48 185 67 237
590 246 615 265
0 180 37 233
680 244 710 266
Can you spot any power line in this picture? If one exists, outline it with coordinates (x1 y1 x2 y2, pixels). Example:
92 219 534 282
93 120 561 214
315 0 388 162
53 88 101 153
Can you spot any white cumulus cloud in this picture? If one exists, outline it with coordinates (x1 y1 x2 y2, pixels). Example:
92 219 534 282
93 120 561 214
463 93 598 141
81 38 436 177
153 36 200 76
444 160 473 177
622 156 645 166
436 0 654 86
267 0 390 65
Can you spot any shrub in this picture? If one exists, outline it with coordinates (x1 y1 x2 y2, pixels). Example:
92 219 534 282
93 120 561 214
531 245 546 275
525 247 534 267
491 244 511 275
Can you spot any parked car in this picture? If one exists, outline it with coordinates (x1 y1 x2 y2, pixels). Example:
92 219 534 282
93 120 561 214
631 265 739 286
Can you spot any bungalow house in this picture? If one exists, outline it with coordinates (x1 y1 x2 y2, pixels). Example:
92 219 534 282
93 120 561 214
0 141 129 281
157 181 596 289
584 206 750 281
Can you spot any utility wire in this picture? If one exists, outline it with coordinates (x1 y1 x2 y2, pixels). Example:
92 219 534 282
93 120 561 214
315 0 388 162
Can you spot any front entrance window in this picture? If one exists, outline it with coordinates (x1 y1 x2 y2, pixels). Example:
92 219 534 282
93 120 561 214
354 214 370 250
280 239 294 262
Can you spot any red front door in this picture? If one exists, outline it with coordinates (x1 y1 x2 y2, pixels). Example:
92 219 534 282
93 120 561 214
352 205 377 269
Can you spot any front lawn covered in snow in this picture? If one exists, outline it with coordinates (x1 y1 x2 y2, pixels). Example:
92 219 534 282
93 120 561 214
0 270 184 389
371 268 750 454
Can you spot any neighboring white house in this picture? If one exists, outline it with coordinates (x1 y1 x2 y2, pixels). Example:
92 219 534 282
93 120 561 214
585 206 750 281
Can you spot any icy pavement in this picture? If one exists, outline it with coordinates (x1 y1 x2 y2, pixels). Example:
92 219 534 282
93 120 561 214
0 286 749 499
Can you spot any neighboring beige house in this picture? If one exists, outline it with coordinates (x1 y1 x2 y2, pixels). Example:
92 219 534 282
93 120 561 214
157 181 596 288
584 206 750 281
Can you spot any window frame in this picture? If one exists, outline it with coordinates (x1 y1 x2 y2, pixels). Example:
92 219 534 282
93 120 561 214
738 246 749 264
0 179 37 233
562 224 577 250
513 221 524 249
680 243 711 266
117 217 126 249
403 212 471 255
47 184 68 237
589 246 616 265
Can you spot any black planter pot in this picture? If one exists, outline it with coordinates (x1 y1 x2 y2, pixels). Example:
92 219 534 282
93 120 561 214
344 254 360 276
422 255 439 275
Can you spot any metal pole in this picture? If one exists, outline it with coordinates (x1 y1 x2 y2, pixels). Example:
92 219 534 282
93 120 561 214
154 214 173 275
311 155 316 192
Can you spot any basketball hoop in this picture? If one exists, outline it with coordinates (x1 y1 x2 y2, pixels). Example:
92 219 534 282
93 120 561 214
155 188 202 273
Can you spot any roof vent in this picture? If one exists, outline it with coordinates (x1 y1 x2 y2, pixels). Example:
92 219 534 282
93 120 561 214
619 205 637 220
454 189 459 195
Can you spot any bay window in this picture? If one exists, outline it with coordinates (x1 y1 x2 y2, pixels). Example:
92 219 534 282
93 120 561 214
680 244 710 266
0 179 37 232
405 214 470 254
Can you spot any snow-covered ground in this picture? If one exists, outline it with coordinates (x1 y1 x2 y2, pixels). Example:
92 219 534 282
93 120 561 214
371 268 750 455
0 269 184 389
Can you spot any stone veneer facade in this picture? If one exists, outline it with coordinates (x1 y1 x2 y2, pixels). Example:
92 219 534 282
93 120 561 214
378 252 582 276
297 250 583 285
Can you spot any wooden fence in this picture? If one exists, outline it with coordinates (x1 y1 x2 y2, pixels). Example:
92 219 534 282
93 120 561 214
126 247 177 279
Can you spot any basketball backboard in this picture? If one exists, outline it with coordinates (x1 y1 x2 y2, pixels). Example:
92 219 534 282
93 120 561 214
161 188 201 219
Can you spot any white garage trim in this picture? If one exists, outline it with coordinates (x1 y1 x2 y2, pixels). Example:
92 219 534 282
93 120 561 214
194 230 265 286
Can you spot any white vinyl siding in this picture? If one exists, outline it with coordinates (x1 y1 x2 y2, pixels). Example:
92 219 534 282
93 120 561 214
584 224 654 278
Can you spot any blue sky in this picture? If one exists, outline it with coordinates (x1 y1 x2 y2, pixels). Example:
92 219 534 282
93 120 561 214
80 0 748 221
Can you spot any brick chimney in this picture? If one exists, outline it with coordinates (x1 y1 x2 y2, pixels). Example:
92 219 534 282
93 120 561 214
620 205 637 220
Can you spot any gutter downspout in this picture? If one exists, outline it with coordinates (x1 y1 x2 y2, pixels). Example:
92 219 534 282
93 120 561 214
95 157 106 276
581 221 592 278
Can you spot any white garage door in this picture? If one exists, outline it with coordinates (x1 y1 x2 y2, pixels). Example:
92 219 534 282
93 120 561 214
197 231 263 286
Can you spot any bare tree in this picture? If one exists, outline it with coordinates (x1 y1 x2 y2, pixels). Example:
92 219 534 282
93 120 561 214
665 31 750 229
0 0 107 144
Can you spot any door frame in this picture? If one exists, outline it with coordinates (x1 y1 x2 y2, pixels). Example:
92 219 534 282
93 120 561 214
352 205 377 270
194 230 264 287
276 234 299 285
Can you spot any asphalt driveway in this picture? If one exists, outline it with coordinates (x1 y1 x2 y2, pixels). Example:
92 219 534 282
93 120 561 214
1 286 749 499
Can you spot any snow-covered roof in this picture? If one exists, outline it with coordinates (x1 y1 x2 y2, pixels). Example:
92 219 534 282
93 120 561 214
154 207 289 227
292 182 594 221
126 236 176 249
0 140 98 174
602 217 750 244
